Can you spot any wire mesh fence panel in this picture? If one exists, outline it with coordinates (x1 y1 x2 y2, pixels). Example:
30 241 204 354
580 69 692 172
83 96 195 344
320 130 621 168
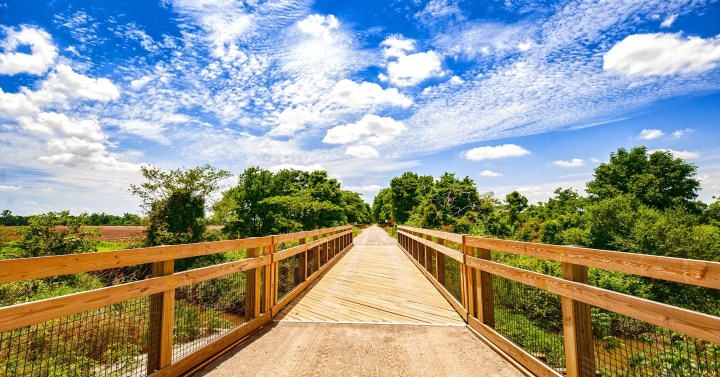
277 254 303 301
591 307 719 377
492 275 566 371
428 249 437 278
172 271 248 362
0 297 153 377
306 248 317 277
442 257 463 303
0 264 154 308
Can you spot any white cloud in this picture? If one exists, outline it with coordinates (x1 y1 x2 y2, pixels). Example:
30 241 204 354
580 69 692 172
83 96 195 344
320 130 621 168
672 128 695 138
267 106 321 137
0 88 39 118
130 75 152 90
345 145 379 158
660 14 678 28
638 129 665 140
604 33 720 77
268 163 325 173
0 185 23 191
115 120 170 144
39 137 139 171
0 25 57 75
297 14 339 40
385 51 445 87
649 149 700 160
480 170 502 177
18 112 104 142
518 41 532 51
380 35 415 59
323 114 406 145
343 184 382 193
552 158 585 167
329 79 412 108
41 65 120 102
465 144 530 161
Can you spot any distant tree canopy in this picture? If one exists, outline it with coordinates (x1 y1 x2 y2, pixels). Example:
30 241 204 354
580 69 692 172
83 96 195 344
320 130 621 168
587 146 701 211
214 167 371 238
1 210 142 226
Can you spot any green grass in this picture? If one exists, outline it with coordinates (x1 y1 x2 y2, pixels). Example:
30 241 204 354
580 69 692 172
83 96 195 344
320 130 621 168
95 241 131 252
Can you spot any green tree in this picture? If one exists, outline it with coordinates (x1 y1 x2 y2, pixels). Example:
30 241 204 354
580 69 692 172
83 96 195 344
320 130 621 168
341 191 372 224
390 172 433 224
130 165 230 246
587 147 701 211
215 168 352 237
372 188 393 223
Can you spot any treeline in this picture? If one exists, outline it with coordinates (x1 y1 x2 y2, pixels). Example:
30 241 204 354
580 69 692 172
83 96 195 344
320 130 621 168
1 209 143 226
373 146 720 315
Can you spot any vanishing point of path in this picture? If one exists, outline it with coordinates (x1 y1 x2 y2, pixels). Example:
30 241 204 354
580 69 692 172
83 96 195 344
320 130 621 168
197 226 522 376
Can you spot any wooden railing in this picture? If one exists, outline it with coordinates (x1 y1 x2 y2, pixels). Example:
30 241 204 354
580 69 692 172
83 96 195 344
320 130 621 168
397 225 720 377
0 226 353 377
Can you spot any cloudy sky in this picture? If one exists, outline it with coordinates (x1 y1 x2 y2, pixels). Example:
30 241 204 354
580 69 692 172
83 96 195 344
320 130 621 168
1 0 720 215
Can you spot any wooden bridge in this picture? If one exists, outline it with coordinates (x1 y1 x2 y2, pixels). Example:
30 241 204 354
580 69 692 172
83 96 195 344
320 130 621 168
1 225 719 377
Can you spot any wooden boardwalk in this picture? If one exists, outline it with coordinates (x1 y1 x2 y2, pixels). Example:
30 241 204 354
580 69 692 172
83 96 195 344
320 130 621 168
198 226 522 377
274 226 464 325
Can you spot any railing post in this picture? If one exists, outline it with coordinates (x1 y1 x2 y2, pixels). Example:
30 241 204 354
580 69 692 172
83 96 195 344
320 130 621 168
460 236 470 315
561 263 596 377
246 246 262 320
147 260 174 373
474 246 495 327
462 237 476 319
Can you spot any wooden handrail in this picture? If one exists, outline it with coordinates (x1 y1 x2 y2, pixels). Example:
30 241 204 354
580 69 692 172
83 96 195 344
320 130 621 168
395 226 720 377
465 235 720 289
0 225 355 377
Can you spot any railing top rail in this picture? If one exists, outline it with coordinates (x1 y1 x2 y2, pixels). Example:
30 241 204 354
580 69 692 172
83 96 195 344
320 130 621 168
0 225 353 284
466 235 720 289
398 226 720 290
397 225 463 244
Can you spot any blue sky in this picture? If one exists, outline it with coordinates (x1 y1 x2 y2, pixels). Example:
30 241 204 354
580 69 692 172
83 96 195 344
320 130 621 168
1 0 719 215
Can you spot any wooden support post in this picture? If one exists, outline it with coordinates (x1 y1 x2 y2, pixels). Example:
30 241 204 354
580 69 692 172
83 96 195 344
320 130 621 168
270 238 278 308
562 263 596 377
475 247 495 327
147 260 174 373
246 246 262 321
460 236 470 314
463 242 476 318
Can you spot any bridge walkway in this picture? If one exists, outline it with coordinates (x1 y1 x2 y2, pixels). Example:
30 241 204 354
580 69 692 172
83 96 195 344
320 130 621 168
196 226 522 376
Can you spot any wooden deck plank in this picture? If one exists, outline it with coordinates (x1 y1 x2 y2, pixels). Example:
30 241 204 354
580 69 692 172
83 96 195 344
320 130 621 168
275 227 464 325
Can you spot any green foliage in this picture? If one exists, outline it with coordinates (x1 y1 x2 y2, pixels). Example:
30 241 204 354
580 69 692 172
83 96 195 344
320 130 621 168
130 164 230 247
17 211 97 258
215 168 358 238
390 172 433 224
1 209 28 225
372 187 394 223
587 146 701 211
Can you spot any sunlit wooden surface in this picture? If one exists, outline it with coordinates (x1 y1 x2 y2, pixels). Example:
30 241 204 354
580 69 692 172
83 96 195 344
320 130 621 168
275 226 464 325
